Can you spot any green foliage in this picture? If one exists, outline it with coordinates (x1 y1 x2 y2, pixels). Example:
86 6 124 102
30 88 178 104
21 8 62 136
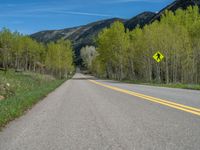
94 21 130 80
0 29 74 78
92 6 200 84
45 39 74 78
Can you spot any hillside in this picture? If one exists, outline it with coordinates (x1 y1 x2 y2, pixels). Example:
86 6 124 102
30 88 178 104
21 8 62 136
150 0 200 22
30 0 200 60
31 18 126 57
30 12 157 58
124 11 156 30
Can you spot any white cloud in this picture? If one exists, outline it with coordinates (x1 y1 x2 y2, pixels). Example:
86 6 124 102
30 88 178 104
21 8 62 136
51 10 113 17
0 10 114 18
0 3 114 18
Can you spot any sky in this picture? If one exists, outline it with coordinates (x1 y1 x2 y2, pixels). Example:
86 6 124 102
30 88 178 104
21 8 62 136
0 0 174 34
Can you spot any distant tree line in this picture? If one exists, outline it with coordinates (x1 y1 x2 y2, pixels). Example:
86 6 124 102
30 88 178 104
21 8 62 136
0 28 74 78
82 6 200 84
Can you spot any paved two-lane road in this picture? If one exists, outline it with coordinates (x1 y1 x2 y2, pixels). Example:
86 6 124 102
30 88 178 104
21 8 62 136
0 73 200 150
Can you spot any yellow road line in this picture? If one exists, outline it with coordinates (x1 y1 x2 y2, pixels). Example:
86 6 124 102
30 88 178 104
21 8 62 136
89 80 200 116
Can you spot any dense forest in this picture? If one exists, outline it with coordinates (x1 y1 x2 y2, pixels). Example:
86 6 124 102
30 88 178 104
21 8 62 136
81 6 200 84
0 29 74 78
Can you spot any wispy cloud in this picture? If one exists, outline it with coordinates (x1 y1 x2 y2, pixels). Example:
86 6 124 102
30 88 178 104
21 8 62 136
0 0 121 18
0 4 114 18
0 10 114 18
50 10 114 17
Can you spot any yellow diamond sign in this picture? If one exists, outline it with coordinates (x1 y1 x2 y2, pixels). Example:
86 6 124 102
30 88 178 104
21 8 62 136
153 51 164 63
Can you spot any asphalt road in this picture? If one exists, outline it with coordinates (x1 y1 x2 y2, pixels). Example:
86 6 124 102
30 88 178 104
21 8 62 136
0 73 200 150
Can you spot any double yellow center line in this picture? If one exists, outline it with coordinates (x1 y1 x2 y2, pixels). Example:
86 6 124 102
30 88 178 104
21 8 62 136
89 80 200 116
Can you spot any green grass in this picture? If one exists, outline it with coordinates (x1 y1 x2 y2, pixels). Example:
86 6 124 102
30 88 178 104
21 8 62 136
144 83 200 90
0 70 65 129
87 72 200 90
121 80 200 90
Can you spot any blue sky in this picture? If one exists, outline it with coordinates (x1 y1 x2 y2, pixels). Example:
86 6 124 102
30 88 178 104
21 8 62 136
0 0 174 34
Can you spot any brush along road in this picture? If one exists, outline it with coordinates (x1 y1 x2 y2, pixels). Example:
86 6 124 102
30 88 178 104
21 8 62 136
0 73 200 150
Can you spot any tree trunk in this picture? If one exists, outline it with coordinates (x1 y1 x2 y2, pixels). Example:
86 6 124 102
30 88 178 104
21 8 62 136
165 56 169 84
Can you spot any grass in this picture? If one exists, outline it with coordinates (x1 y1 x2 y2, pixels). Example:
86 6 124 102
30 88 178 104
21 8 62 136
0 70 66 129
86 72 200 90
144 83 200 90
121 79 200 90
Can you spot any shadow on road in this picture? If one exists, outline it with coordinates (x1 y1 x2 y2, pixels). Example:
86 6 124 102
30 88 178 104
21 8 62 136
71 77 97 80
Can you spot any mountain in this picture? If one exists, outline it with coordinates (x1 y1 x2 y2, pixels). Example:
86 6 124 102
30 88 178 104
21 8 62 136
30 12 157 59
124 12 156 30
30 0 200 61
150 0 200 22
31 18 126 57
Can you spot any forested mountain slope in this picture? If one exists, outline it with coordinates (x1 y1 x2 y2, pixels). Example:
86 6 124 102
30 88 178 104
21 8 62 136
30 12 156 57
31 18 126 57
150 0 200 22
31 0 200 61
124 12 156 30
88 6 200 84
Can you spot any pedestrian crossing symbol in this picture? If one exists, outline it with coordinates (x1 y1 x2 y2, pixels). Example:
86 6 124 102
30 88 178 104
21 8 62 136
153 51 164 63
